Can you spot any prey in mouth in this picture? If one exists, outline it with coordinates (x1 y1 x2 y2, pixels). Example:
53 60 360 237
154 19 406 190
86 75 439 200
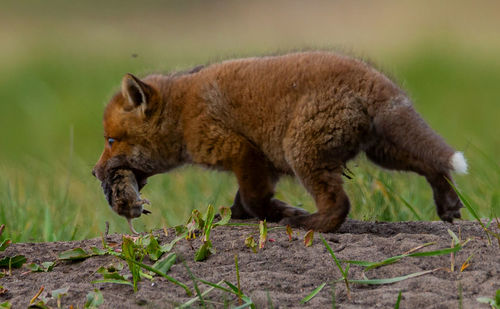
101 169 151 234
94 73 174 234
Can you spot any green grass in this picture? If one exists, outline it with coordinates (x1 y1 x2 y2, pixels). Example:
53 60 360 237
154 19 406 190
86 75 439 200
0 45 499 242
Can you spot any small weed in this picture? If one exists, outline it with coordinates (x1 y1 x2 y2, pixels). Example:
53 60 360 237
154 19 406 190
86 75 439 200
58 235 191 295
151 253 177 274
244 236 257 253
85 289 104 308
92 263 132 287
319 233 458 303
180 274 255 307
0 255 26 272
345 231 464 272
259 220 267 249
179 280 224 308
51 286 70 309
304 230 314 247
235 254 242 305
286 225 293 241
0 240 10 252
243 223 286 253
57 206 232 297
0 225 26 273
321 235 351 300
29 285 45 306
174 205 231 261
58 247 96 261
476 289 500 309
0 301 11 309
27 286 71 308
28 261 56 273
121 236 144 291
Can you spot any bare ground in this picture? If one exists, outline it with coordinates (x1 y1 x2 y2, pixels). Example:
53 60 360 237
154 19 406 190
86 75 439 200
1 220 498 308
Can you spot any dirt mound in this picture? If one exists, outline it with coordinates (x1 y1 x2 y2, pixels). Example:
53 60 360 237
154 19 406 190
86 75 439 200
1 220 498 308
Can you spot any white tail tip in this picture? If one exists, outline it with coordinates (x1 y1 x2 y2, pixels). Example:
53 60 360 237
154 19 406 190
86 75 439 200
450 152 468 174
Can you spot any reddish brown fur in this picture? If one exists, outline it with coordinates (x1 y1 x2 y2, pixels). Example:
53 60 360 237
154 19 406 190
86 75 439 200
93 51 463 232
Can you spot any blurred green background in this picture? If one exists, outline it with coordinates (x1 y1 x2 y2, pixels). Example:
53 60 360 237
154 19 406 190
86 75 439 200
1 0 499 242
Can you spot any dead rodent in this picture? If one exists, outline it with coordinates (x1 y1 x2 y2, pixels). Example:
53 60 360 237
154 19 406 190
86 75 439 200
101 169 151 234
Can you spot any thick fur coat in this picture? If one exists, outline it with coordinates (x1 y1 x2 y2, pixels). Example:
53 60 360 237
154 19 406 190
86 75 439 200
93 51 467 232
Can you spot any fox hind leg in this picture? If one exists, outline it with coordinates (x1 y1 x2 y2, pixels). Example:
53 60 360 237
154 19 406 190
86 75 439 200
280 96 370 232
365 104 465 221
280 169 350 232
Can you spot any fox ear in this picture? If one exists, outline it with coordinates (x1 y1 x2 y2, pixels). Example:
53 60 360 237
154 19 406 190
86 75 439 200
121 73 152 111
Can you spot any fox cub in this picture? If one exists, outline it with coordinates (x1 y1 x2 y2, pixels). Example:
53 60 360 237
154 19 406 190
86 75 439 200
93 51 467 232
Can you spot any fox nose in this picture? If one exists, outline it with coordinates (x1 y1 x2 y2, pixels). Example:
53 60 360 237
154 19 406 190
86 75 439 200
92 168 97 178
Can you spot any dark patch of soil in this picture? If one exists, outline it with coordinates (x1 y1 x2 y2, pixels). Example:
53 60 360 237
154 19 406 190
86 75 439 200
1 220 499 308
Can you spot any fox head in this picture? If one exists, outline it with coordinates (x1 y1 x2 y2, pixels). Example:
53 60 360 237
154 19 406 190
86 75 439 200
93 73 182 211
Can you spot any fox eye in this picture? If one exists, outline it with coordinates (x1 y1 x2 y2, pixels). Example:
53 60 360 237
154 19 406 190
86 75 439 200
108 138 116 147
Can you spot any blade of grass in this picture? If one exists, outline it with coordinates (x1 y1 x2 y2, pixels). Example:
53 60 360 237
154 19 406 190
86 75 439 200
178 280 224 309
224 223 260 227
458 282 463 309
231 296 255 309
197 278 233 294
235 254 242 304
394 290 402 309
224 281 240 293
331 284 336 309
381 179 423 220
183 262 205 308
91 279 133 286
197 278 255 309
300 282 326 304
224 281 255 309
320 235 351 300
348 268 441 285
447 179 491 244
267 291 274 309
345 243 462 271
403 242 436 255
321 236 345 275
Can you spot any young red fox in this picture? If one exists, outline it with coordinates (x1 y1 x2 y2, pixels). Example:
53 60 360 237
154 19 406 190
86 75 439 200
93 51 467 232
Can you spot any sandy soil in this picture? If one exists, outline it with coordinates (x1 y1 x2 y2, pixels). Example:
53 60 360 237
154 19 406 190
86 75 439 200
1 220 498 308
